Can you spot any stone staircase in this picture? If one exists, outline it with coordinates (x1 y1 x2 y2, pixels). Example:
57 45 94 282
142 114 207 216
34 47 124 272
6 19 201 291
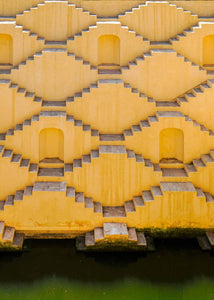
80 222 148 251
11 49 94 74
169 24 200 44
156 79 214 108
0 110 99 147
100 111 214 145
121 49 206 74
16 1 96 22
184 151 214 175
0 181 103 215
118 2 198 20
0 145 37 173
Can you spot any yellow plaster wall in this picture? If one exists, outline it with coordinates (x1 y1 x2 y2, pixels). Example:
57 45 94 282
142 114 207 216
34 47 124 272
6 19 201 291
11 49 98 100
68 22 150 66
70 149 161 205
1 0 214 237
171 23 214 67
126 189 214 229
1 113 99 163
118 2 198 41
0 80 41 132
0 186 103 231
122 113 214 163
122 50 207 101
1 183 214 232
16 1 97 41
0 22 44 66
66 80 155 132
0 153 37 199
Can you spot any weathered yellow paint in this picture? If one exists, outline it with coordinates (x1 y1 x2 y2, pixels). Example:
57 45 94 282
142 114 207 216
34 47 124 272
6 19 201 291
1 0 214 242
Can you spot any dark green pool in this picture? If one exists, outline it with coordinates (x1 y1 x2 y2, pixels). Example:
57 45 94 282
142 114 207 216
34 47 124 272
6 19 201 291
1 238 214 300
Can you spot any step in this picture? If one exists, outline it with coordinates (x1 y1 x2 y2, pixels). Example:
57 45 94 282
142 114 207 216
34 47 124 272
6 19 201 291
151 186 163 198
197 236 212 251
161 168 188 177
184 163 197 174
45 41 67 46
160 182 195 192
12 233 24 248
99 134 124 141
93 202 102 213
133 196 145 207
38 168 64 177
206 232 214 248
85 197 94 209
33 181 66 192
159 158 183 169
103 222 128 237
128 228 137 242
194 186 204 199
205 192 214 202
0 201 5 211
85 231 95 246
14 190 24 201
24 186 33 196
103 206 126 218
0 221 4 239
42 101 66 107
156 101 179 107
5 195 14 206
94 227 104 242
39 157 64 168
142 191 154 202
2 226 15 243
136 232 147 247
98 69 121 75
156 111 184 118
124 200 136 213
193 159 206 169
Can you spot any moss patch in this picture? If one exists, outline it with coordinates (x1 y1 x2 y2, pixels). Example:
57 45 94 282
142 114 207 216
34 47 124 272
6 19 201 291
138 227 207 238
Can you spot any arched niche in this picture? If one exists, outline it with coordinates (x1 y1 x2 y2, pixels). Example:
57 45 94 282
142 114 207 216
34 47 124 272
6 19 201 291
159 128 184 162
39 128 64 161
203 35 214 66
98 34 120 65
0 34 12 64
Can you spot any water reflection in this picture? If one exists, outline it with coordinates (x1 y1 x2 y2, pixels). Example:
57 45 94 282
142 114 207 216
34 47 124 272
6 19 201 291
0 238 213 284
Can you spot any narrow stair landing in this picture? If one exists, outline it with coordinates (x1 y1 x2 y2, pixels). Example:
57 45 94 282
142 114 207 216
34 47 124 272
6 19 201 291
76 222 151 251
0 221 24 251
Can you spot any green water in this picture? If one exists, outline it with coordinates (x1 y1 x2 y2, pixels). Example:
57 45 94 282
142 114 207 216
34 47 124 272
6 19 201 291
1 239 214 299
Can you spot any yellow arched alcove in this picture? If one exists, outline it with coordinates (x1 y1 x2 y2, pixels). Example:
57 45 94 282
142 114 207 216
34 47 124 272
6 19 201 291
159 128 184 162
0 34 12 64
203 35 214 66
39 128 64 161
98 35 120 65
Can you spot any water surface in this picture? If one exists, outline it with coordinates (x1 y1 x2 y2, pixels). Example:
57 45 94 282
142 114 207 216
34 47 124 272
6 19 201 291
0 238 214 299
